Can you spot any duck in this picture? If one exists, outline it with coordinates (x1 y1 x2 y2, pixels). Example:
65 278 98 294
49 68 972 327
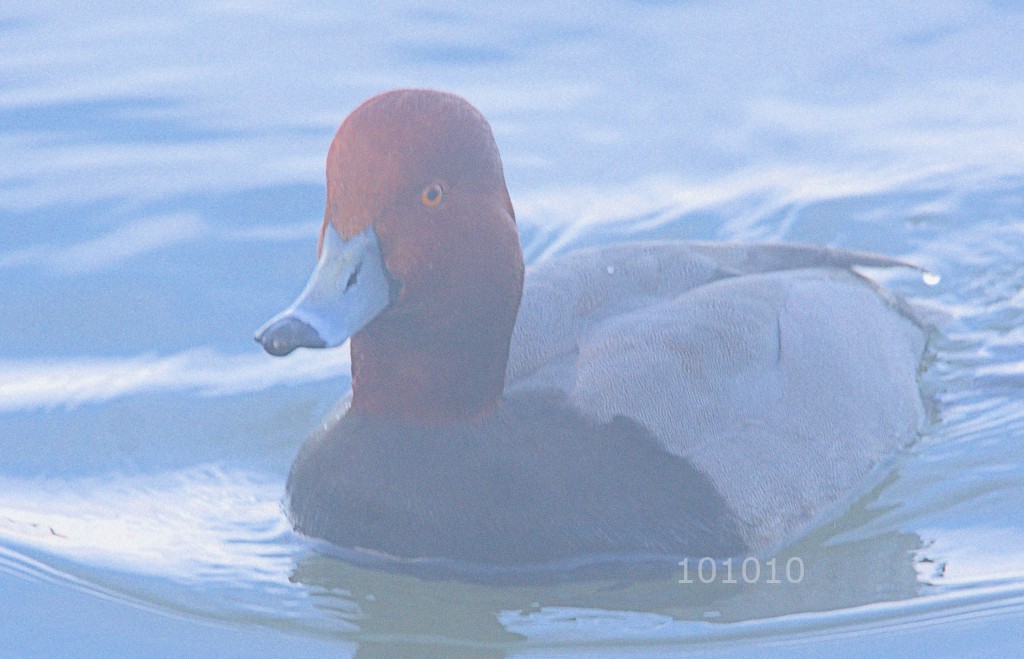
255 89 928 567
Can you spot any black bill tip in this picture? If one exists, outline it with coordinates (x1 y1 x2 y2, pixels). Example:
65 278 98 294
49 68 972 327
255 316 327 356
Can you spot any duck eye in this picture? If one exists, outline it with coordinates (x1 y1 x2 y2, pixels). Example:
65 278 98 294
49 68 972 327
421 183 443 207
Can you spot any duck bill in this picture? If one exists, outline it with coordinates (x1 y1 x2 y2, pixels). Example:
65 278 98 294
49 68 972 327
255 223 391 356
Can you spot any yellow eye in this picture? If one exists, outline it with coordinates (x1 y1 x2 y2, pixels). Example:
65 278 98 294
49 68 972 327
421 183 443 207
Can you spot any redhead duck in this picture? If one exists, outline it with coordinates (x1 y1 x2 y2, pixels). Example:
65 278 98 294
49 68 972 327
256 89 927 566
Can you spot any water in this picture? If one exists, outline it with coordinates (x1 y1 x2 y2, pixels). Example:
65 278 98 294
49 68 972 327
2 1 1023 655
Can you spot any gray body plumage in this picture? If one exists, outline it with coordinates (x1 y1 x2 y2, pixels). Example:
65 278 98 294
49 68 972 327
506 241 927 553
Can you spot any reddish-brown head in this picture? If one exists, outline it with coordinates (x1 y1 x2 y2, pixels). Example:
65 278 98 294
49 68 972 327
323 89 523 424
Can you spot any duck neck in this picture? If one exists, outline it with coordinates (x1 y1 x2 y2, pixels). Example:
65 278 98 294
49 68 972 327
349 317 513 426
348 197 523 426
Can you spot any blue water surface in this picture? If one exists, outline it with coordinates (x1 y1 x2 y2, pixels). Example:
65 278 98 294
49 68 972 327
2 1 1024 656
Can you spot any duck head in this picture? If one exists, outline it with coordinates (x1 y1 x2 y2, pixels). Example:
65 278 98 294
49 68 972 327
256 89 523 425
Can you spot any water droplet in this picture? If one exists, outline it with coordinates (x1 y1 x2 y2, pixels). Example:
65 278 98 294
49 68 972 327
606 265 615 275
922 271 941 286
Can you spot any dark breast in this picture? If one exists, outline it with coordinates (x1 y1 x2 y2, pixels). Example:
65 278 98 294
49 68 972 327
285 392 748 566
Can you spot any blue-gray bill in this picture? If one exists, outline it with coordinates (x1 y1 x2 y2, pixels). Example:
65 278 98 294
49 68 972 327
255 224 391 356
